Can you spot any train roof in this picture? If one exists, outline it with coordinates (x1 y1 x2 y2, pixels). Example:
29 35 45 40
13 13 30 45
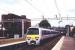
28 26 56 31
28 26 48 29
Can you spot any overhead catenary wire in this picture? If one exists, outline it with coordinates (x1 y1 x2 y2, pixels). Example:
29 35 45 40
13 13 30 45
24 0 44 16
0 0 75 21
54 0 61 19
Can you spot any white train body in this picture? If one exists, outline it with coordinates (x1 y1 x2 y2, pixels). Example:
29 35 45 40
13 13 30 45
26 27 60 45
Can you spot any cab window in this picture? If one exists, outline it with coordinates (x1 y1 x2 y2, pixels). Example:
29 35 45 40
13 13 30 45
27 28 39 35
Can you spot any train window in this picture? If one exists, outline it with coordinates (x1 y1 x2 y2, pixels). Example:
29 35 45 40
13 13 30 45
51 31 59 34
42 30 46 35
42 30 51 35
27 28 39 35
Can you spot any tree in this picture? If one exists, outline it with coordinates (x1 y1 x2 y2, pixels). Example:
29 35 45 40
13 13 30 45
39 19 51 28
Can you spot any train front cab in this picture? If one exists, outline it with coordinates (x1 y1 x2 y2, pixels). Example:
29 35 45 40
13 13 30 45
26 28 41 45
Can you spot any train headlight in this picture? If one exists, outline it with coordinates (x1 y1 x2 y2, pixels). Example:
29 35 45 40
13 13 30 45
35 37 39 40
27 37 31 40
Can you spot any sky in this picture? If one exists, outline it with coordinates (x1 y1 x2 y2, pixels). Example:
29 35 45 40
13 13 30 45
0 0 75 27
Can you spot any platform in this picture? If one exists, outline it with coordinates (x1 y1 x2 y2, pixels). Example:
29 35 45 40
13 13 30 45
0 37 26 47
52 36 75 50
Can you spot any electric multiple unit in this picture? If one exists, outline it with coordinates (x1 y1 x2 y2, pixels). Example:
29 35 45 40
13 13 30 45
26 27 60 45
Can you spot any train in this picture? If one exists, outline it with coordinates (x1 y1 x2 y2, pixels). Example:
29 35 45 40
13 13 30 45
26 27 60 45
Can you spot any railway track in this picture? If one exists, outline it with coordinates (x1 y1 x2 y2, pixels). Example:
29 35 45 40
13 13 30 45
16 36 61 50
0 36 61 50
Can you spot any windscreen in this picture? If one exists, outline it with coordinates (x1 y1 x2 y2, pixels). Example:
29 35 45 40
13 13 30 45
27 28 39 35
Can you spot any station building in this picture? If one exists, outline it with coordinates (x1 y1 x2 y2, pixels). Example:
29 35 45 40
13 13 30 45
0 13 31 38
